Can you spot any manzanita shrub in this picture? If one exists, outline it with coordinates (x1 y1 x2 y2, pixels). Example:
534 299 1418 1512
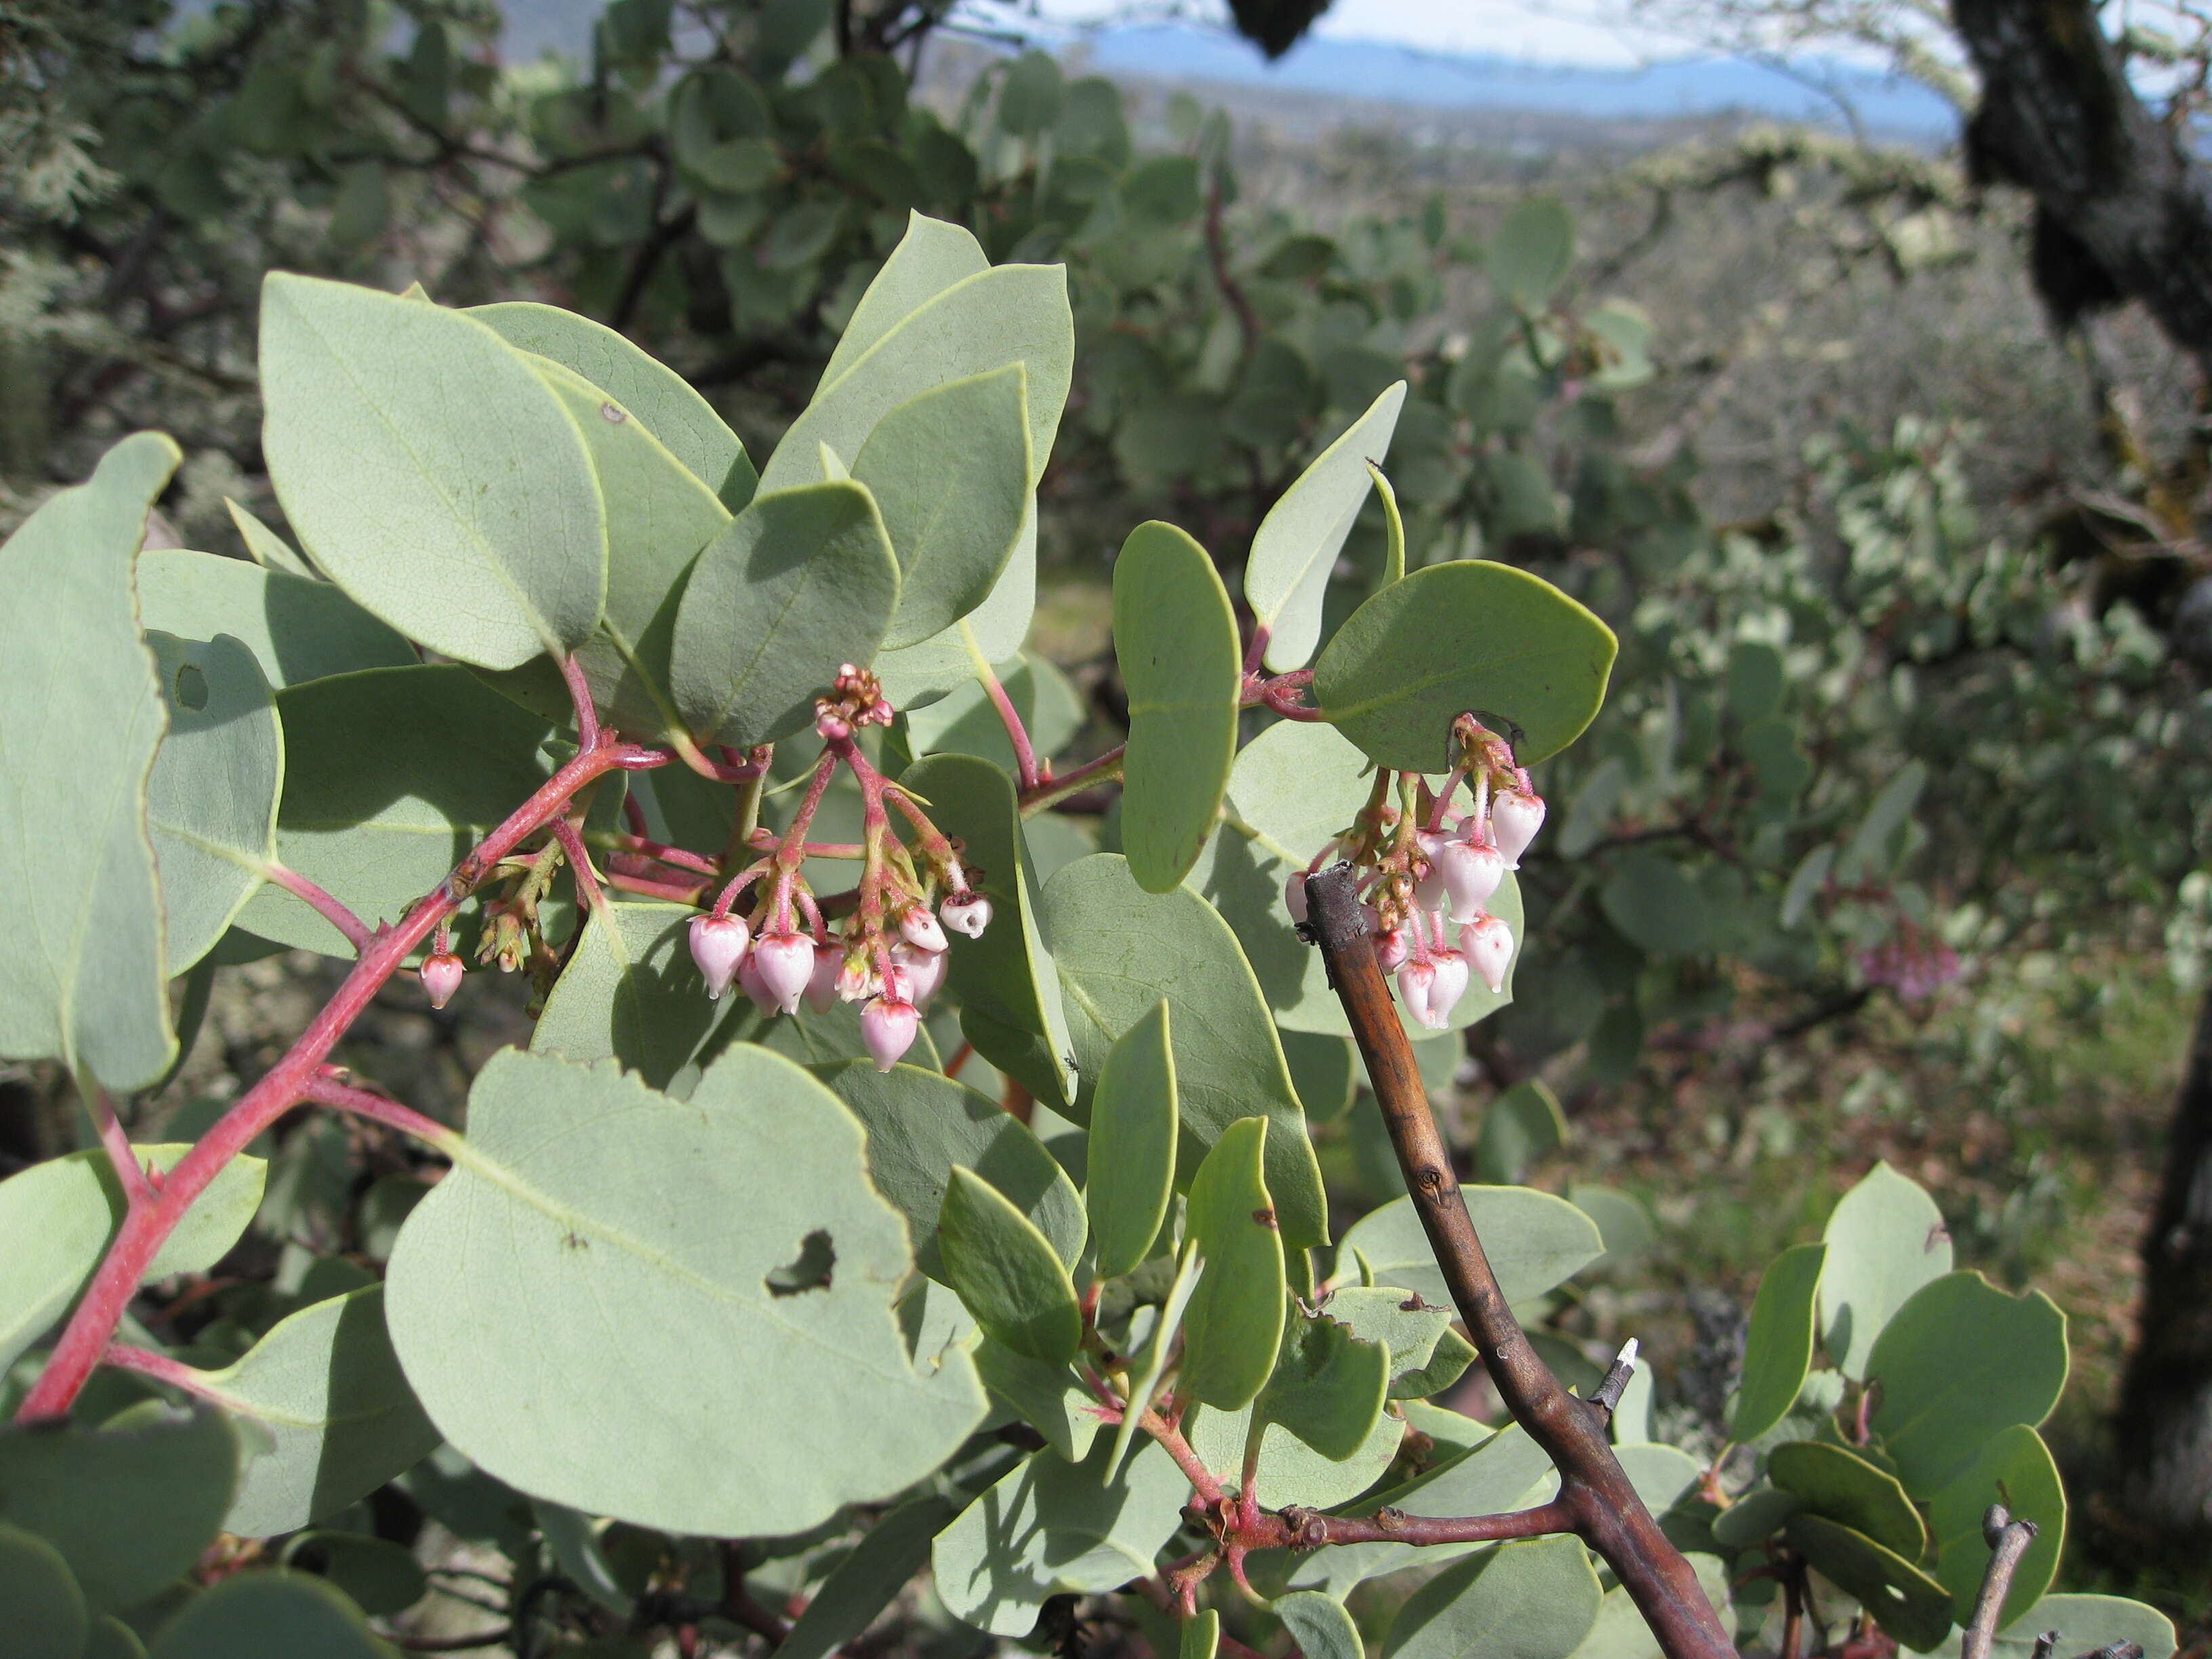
0 215 2179 1659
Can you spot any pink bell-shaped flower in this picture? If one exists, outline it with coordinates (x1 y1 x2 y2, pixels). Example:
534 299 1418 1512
862 996 921 1072
753 930 816 1016
1490 790 1546 869
421 951 464 1010
1284 870 1309 924
737 952 781 1016
897 903 948 954
1461 915 1515 994
1426 947 1470 1025
1396 958 1437 1025
804 947 843 1013
1373 924 1410 974
1415 861 1449 916
891 941 948 1011
1437 841 1507 924
941 892 992 938
688 913 751 1001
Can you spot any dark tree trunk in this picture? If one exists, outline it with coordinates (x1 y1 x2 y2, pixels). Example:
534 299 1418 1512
1952 0 2212 375
1948 0 2212 1545
2113 987 2212 1548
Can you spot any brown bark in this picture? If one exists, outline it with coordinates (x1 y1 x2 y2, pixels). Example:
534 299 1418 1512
2113 985 2212 1548
1952 0 2212 374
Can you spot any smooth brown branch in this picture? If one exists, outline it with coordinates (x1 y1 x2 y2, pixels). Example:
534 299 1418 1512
1961 1505 2039 1659
1256 1497 1576 1552
1301 862 1738 1659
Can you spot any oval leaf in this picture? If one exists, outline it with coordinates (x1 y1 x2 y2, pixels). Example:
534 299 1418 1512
1246 382 1406 672
1086 1000 1179 1277
1784 1513 1954 1651
259 273 606 669
855 365 1032 648
384 1048 985 1536
1820 1160 1953 1380
1114 521 1242 893
1314 560 1617 772
1767 1441 1924 1560
1384 1534 1603 1659
937 1167 1084 1364
1726 1242 1826 1444
1255 1307 1389 1461
0 432 181 1089
194 1286 441 1538
670 480 901 745
1181 1118 1286 1411
0 1521 87 1659
1998 1597 2177 1659
1334 1189 1603 1313
1927 1425 2064 1628
136 548 415 687
145 632 283 973
1866 1271 2067 1498
144 1570 390 1659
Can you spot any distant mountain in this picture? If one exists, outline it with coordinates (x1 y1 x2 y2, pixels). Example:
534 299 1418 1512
1073 24 1959 142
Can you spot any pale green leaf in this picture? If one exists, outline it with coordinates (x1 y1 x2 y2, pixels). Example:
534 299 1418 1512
670 480 901 745
777 1497 959 1659
761 264 1072 495
1181 1118 1286 1410
1319 1285 1460 1397
938 1168 1084 1363
472 301 755 508
1474 1080 1566 1186
974 1339 1102 1464
225 497 318 578
144 633 282 973
190 1286 440 1538
1275 1591 1363 1659
1246 382 1406 672
824 213 990 386
1086 1001 1179 1279
1820 1160 1953 1379
0 1145 267 1375
144 1570 396 1659
1726 1242 1826 1444
1183 1607 1221 1659
1334 1190 1602 1313
856 365 1031 649
1784 1514 1954 1650
817 1057 1084 1277
0 1521 87 1659
0 1408 237 1614
0 432 180 1090
384 1048 984 1536
259 273 606 669
1487 199 1574 309
1185 1365 1403 1511
1767 1441 1923 1560
1927 1426 2064 1627
897 652 1084 777
1314 561 1618 771
531 901 745 1094
932 1439 1187 1637
1039 855 1328 1247
277 1532 428 1617
1256 1307 1390 1460
1114 521 1241 893
1996 1597 2176 1659
1383 1534 1602 1659
136 548 414 686
1565 1555 1732 1659
874 504 1038 711
1868 1271 2066 1498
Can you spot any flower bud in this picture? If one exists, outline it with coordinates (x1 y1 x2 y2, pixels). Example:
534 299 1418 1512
1427 948 1470 1024
1396 959 1438 1025
941 892 991 938
753 930 816 1016
1437 840 1507 924
897 903 948 954
1490 790 1546 869
737 953 781 1016
892 941 948 1011
804 947 843 1014
1373 924 1410 973
421 951 464 1010
1284 871 1309 924
862 997 921 1072
1460 915 1515 994
688 913 751 1001
836 951 879 1005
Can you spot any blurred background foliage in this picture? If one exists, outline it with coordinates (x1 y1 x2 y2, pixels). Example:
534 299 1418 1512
4 0 2210 1632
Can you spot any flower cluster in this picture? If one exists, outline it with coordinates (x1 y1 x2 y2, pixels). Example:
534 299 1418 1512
687 666 991 1071
1290 718 1544 1031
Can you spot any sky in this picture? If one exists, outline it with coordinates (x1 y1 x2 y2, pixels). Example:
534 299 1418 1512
1015 0 1739 68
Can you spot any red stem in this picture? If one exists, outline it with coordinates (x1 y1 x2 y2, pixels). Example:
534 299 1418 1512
15 737 663 1422
302 1071 459 1147
558 654 600 754
85 1083 153 1207
607 866 709 905
975 659 1040 790
101 1342 218 1396
605 832 719 876
550 818 608 918
1019 744 1126 813
261 860 375 952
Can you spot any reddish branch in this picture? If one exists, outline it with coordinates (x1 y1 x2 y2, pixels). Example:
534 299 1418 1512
1301 862 1736 1659
16 725 668 1422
